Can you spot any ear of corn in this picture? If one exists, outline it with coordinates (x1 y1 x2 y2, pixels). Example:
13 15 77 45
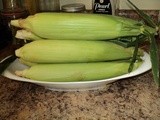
11 13 148 83
11 13 155 40
15 40 143 63
15 61 142 82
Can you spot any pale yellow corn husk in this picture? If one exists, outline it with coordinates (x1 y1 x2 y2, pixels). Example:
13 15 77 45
15 30 42 40
15 40 143 63
15 61 142 82
10 13 155 40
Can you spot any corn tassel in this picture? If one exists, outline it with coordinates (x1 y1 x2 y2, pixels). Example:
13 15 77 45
15 61 142 82
11 13 155 40
15 40 143 63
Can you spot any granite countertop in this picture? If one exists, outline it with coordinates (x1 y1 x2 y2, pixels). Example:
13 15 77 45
0 42 160 120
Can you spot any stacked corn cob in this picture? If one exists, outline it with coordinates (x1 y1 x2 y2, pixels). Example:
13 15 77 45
10 13 153 82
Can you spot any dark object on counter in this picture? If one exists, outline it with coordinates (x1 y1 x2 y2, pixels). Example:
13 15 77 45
0 54 16 74
0 17 12 50
61 3 86 13
0 0 29 46
93 0 114 14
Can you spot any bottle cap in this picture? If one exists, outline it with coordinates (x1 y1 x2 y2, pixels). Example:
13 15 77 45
61 3 86 13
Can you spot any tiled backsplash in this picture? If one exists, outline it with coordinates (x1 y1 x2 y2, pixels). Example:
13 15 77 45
59 0 160 10
119 0 160 10
59 0 160 22
117 10 159 23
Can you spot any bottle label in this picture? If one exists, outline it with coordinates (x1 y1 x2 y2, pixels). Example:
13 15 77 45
93 0 112 14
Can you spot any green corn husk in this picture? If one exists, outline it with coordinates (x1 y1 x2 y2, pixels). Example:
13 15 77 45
11 13 156 40
15 60 142 82
19 58 37 66
15 40 144 63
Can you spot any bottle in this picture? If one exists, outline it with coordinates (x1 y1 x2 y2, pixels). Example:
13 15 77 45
0 0 29 46
93 0 118 15
23 0 37 15
36 0 60 12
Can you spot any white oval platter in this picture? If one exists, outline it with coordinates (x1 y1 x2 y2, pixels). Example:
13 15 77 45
2 52 151 91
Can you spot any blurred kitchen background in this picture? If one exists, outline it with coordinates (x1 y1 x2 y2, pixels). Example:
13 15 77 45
0 0 160 10
0 0 159 22
0 0 159 13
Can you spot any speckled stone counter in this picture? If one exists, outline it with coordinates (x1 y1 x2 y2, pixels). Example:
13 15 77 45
0 71 160 120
